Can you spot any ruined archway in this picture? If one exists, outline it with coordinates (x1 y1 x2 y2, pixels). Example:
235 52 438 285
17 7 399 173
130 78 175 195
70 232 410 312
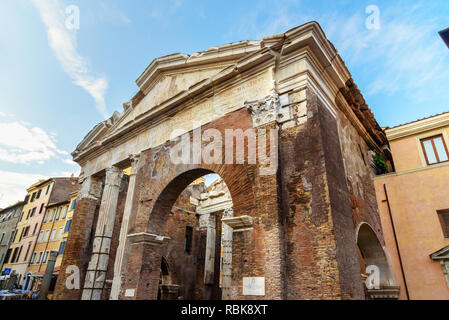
356 223 399 299
125 165 251 300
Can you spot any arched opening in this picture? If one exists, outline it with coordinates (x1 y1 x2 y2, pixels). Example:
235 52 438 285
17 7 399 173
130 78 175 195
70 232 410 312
356 223 399 299
146 170 234 300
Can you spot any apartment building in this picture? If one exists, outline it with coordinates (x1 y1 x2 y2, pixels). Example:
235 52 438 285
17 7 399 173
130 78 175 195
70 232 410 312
1 177 76 286
0 201 25 284
374 112 449 299
26 186 78 294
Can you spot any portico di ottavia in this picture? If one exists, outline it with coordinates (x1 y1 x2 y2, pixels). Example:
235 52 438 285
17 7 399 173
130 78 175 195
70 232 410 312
52 22 399 300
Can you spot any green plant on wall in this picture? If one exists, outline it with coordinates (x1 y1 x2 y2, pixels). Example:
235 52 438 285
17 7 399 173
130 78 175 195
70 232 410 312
371 153 388 174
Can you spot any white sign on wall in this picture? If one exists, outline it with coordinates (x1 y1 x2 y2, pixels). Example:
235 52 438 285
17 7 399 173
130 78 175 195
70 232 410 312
125 289 135 297
242 277 265 296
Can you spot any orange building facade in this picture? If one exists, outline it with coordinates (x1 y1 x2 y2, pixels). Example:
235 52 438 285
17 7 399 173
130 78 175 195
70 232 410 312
374 112 449 300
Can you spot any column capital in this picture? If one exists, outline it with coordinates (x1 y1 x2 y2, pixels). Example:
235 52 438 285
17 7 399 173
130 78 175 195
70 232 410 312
244 92 291 127
222 215 253 232
128 154 141 176
78 175 102 200
105 166 122 187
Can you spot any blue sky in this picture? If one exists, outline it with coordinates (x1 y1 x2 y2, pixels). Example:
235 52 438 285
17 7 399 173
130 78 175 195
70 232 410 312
0 0 448 207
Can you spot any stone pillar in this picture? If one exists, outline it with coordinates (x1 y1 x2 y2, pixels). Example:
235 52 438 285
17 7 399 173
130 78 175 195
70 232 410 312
221 208 233 300
53 175 102 300
199 213 216 286
121 233 170 300
110 155 140 300
38 251 57 300
82 166 122 300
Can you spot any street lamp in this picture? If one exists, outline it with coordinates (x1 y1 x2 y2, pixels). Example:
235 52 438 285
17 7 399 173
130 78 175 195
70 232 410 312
439 27 449 49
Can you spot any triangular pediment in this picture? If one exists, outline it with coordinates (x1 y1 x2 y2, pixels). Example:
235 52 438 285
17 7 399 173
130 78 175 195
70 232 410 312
73 41 263 157
430 245 449 260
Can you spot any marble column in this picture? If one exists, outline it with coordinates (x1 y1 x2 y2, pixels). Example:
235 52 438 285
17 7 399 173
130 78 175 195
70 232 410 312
110 155 140 300
199 213 216 285
82 166 122 300
221 208 233 300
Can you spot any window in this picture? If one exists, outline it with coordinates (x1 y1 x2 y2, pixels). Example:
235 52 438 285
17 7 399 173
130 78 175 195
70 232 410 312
4 249 12 264
15 246 23 263
70 199 77 210
437 210 449 238
45 184 50 195
44 230 50 242
43 210 49 223
39 203 44 214
421 135 449 165
30 192 36 202
22 226 29 238
26 209 31 220
62 206 68 219
58 241 66 255
30 252 36 264
49 209 55 222
50 229 56 241
0 232 5 244
32 223 38 235
43 251 49 264
24 242 31 261
64 220 72 233
9 230 16 244
57 227 63 240
38 231 44 243
30 207 36 218
10 247 19 263
184 226 193 254
55 207 62 220
36 189 42 199
24 195 29 204
36 252 43 264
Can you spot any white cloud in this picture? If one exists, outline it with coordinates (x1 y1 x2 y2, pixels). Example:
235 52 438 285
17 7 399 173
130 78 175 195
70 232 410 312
32 0 110 119
63 158 78 166
0 121 68 164
0 171 48 208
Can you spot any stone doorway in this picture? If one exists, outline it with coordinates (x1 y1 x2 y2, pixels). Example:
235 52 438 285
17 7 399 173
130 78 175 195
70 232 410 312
133 171 235 300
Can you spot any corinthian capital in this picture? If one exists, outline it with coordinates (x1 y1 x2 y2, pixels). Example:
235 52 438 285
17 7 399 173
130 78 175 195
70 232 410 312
105 166 123 187
129 154 141 176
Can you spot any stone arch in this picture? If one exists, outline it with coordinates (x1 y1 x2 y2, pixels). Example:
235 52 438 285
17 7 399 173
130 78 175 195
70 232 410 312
356 222 397 292
133 160 257 236
124 158 260 300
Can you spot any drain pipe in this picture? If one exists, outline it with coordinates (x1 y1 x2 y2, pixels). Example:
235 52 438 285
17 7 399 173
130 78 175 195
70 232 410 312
383 184 410 300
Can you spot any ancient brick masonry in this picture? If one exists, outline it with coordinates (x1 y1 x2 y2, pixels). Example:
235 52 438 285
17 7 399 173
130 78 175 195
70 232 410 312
54 21 395 300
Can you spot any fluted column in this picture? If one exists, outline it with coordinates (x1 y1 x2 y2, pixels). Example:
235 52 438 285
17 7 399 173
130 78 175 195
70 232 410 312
82 166 122 300
199 212 216 286
221 208 233 300
110 155 140 300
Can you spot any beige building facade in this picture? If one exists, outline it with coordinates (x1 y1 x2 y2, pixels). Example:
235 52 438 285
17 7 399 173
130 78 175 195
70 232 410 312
374 112 449 299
